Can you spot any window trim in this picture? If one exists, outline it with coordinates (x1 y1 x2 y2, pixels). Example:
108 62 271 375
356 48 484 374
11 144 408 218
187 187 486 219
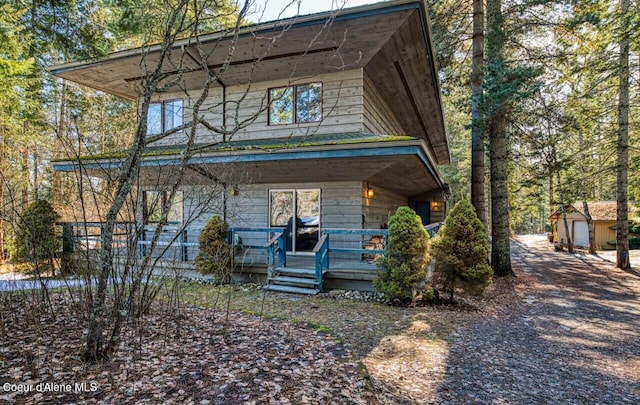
146 98 183 135
268 82 323 126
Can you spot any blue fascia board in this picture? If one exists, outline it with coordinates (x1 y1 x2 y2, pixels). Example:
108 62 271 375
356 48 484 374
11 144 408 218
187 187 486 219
53 142 445 187
415 148 445 189
148 145 420 166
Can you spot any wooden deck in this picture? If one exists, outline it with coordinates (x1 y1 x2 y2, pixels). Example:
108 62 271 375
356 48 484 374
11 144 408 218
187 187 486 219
150 254 380 292
61 224 387 293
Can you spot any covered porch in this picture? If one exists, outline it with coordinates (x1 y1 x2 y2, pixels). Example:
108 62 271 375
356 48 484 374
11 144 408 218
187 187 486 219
54 133 447 292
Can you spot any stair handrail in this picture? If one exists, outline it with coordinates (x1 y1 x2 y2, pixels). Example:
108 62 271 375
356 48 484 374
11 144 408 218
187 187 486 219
265 231 286 279
312 234 329 290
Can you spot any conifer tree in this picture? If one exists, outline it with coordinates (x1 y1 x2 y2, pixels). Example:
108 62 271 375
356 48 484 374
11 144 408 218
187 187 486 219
15 200 61 273
194 216 233 283
374 207 430 304
431 199 492 301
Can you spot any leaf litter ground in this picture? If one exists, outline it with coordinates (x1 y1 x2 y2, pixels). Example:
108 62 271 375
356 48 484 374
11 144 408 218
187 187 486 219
3 235 639 403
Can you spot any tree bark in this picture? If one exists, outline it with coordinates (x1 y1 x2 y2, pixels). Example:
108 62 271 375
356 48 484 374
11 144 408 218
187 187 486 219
556 170 573 253
582 200 596 254
20 146 29 211
0 127 4 261
560 203 573 253
548 174 554 241
32 146 38 200
486 0 513 277
615 0 630 270
470 0 487 232
488 115 513 275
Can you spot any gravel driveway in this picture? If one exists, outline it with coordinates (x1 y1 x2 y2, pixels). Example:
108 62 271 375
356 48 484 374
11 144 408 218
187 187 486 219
434 235 640 404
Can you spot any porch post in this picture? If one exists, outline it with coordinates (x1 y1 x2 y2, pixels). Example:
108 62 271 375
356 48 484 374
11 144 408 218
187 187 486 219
139 228 146 257
182 229 188 261
61 223 74 253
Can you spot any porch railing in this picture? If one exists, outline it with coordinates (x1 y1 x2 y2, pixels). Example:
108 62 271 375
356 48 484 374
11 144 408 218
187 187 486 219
59 222 135 254
59 223 390 263
59 223 429 284
311 228 389 289
425 222 442 238
228 227 287 278
138 225 199 261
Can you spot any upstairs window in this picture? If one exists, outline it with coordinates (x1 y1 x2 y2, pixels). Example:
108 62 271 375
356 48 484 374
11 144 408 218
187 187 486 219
269 83 322 125
146 99 183 135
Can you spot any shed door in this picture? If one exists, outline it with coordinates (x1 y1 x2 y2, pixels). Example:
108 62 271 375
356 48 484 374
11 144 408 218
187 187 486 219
573 221 589 248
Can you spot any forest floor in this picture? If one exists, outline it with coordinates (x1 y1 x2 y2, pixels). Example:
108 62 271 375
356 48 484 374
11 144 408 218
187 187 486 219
1 235 639 403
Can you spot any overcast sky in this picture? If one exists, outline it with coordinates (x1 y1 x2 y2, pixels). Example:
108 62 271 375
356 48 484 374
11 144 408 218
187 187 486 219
247 0 382 22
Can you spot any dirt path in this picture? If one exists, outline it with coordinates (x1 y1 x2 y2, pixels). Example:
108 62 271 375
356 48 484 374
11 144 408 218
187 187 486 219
433 235 640 404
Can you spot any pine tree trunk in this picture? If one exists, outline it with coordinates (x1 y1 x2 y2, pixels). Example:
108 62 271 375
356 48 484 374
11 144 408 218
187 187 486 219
21 147 29 211
582 200 596 254
615 0 630 270
486 0 513 277
489 116 513 275
470 0 487 232
32 147 38 200
557 171 573 253
548 174 555 241
0 128 4 262
560 203 574 253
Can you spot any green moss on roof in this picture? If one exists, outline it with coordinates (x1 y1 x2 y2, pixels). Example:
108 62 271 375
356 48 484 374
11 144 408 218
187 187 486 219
54 133 417 162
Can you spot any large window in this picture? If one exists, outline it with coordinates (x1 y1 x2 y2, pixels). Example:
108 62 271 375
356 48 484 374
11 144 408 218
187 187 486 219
146 99 183 135
268 83 322 125
143 190 183 224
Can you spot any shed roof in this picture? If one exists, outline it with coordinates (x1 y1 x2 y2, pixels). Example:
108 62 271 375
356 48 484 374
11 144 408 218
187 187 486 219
550 201 640 221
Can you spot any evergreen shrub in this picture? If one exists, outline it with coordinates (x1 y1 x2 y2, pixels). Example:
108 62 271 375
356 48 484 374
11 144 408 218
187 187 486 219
430 199 492 301
374 206 430 304
14 200 61 272
194 216 233 282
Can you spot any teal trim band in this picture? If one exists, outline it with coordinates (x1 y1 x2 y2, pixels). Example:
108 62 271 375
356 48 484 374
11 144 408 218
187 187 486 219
53 142 444 188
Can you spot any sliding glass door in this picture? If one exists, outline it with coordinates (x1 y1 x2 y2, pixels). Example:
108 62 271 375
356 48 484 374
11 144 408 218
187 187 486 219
269 189 320 253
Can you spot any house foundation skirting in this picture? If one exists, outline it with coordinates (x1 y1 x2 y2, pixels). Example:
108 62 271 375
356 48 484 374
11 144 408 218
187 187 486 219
151 261 378 292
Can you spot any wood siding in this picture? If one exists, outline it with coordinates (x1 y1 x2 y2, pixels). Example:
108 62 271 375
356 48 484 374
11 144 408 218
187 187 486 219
362 184 407 229
144 181 445 265
180 182 427 234
362 71 406 135
554 212 583 247
148 70 366 147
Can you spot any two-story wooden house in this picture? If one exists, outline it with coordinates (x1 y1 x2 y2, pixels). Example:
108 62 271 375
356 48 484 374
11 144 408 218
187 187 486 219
50 0 450 293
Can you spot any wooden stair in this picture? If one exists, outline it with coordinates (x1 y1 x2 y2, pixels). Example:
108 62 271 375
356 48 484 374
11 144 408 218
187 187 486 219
265 267 321 295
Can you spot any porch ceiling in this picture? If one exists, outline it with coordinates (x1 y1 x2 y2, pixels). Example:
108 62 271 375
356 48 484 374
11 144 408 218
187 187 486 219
188 154 441 197
54 139 443 198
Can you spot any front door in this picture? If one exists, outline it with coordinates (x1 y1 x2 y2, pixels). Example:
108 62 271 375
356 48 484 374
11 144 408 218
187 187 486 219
415 201 431 225
269 189 320 253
